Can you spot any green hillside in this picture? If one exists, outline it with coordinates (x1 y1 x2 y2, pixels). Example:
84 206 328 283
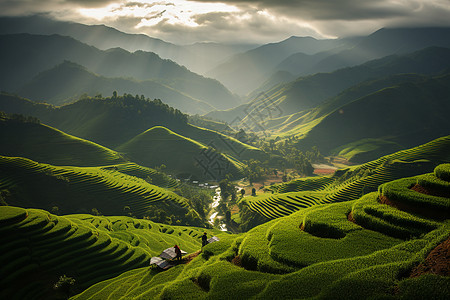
0 112 124 166
117 126 244 180
242 136 450 221
0 93 268 177
71 163 450 299
18 61 214 114
293 73 450 154
0 156 206 224
0 207 220 299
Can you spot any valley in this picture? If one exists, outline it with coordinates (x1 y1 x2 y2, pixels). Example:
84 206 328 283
0 11 449 300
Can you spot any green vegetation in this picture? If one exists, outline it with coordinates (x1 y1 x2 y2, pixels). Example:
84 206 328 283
0 93 267 180
0 155 209 225
117 126 244 180
0 206 220 299
69 162 450 299
0 111 125 166
241 136 450 224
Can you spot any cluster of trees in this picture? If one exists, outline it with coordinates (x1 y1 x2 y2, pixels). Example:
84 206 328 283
74 92 188 127
0 110 40 124
143 201 205 227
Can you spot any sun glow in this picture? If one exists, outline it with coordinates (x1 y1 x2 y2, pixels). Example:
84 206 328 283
78 0 239 28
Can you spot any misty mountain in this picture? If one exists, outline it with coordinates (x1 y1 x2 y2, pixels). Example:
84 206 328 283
0 15 256 74
0 33 240 111
206 36 349 95
17 61 214 114
299 27 450 76
208 46 450 124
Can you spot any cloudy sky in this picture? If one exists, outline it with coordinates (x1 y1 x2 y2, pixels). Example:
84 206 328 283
1 0 449 44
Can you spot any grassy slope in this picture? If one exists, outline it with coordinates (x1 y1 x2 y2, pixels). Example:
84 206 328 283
0 155 188 217
0 93 268 177
244 135 450 219
0 116 124 167
71 163 450 299
294 74 450 154
0 207 221 299
117 126 244 179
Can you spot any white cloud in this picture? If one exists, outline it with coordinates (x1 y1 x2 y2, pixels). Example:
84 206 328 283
0 0 449 44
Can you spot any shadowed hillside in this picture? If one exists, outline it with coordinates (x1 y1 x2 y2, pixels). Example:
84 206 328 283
0 111 124 166
0 207 220 299
0 155 204 223
294 73 450 154
0 93 268 179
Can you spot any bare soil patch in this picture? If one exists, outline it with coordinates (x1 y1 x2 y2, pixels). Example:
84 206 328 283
379 194 448 220
409 236 450 277
347 211 357 224
231 255 242 267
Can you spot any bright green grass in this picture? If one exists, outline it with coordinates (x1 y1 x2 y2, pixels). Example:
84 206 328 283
245 136 450 219
0 117 124 166
0 206 220 299
332 138 403 163
0 155 188 217
117 126 244 180
71 165 450 299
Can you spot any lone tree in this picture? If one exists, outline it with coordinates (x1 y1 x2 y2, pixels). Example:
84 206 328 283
251 188 256 196
53 275 75 299
240 189 245 197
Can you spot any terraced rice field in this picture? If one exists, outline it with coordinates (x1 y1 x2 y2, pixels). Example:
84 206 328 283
0 207 218 299
0 156 187 216
245 136 450 219
71 163 450 299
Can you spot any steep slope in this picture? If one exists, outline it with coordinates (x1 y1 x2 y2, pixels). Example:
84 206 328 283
0 112 125 167
17 61 214 113
207 36 346 95
295 74 450 154
0 33 239 111
0 93 268 167
0 155 203 222
117 126 244 180
0 207 219 299
72 163 450 299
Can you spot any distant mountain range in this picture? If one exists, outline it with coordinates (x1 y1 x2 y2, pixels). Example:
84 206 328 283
0 33 240 113
17 61 215 114
207 46 450 123
208 27 450 95
0 15 257 74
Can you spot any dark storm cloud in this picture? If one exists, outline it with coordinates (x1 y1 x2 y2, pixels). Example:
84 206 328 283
188 0 448 21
